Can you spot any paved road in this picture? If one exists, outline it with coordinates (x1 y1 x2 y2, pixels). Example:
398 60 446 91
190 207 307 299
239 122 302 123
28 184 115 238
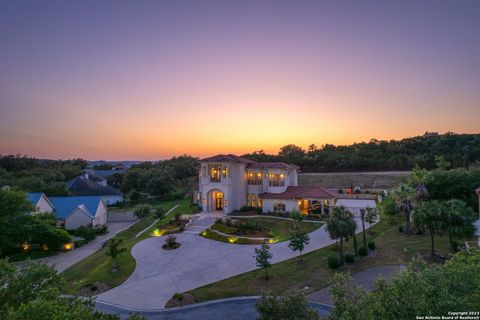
16 221 137 272
96 213 376 310
96 297 333 320
308 265 405 305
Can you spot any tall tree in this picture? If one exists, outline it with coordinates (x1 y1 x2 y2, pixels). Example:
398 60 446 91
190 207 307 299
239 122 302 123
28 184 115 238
392 183 416 235
0 189 33 256
413 200 445 256
326 207 356 263
442 199 476 251
105 239 127 269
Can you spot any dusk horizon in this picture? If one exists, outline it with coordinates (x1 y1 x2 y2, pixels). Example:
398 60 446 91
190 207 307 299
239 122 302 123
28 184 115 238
1 0 480 160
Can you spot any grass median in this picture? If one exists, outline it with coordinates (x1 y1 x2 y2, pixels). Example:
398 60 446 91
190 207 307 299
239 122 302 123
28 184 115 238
62 199 195 295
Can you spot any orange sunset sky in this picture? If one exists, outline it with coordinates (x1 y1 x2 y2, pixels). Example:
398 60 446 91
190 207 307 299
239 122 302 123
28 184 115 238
1 1 479 160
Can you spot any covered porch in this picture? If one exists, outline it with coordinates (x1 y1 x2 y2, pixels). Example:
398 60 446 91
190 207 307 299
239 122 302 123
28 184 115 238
297 198 334 215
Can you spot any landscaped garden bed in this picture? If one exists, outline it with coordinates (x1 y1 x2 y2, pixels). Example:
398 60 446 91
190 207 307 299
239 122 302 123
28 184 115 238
200 217 323 244
151 219 188 237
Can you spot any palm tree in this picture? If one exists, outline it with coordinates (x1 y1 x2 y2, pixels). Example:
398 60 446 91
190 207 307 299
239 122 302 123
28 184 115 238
326 206 356 263
360 209 367 248
413 200 444 256
392 183 415 235
443 199 476 251
410 165 429 201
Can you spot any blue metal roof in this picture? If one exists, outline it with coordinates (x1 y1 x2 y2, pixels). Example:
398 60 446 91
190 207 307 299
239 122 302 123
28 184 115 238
26 192 43 205
48 196 103 219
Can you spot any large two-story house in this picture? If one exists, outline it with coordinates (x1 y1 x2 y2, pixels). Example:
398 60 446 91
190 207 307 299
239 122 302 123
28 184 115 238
194 154 335 214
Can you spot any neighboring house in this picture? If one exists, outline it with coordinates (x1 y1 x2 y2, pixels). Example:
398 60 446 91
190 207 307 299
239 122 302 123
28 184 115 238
334 198 377 216
195 154 335 214
84 170 107 186
66 176 123 205
26 192 55 214
48 196 107 230
26 193 107 230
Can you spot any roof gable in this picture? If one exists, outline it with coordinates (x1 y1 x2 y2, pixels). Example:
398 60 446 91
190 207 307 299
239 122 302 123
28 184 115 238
66 176 122 196
48 196 102 219
26 192 43 205
199 154 254 164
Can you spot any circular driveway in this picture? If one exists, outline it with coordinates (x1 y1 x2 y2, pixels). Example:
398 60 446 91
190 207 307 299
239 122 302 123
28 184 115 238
96 214 370 310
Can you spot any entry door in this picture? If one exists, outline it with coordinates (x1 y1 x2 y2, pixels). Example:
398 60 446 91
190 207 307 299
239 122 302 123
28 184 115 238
215 194 223 210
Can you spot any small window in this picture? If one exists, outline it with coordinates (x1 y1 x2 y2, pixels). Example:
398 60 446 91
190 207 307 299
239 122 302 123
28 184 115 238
273 202 286 212
251 194 256 207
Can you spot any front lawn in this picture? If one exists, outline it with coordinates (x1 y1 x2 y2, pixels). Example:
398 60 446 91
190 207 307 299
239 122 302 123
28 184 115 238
187 214 455 302
62 199 195 295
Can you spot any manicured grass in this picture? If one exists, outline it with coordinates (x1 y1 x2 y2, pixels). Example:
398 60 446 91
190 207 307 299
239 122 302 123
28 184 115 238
8 250 58 262
62 199 194 295
187 214 456 302
236 217 322 242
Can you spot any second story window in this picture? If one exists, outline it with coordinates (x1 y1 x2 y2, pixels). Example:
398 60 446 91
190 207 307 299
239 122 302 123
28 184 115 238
209 164 222 182
247 171 262 185
222 166 229 178
269 173 285 187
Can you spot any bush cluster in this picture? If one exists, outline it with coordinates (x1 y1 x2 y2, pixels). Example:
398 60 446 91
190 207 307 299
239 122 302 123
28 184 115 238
328 255 342 269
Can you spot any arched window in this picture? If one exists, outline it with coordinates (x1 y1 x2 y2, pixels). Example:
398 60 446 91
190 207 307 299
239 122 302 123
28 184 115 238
251 194 256 207
273 202 286 213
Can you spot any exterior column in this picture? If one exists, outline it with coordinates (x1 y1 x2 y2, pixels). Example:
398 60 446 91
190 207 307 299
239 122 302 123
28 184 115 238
321 201 324 214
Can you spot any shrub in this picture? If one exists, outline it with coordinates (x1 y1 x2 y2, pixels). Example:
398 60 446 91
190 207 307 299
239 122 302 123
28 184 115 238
367 241 376 250
74 239 88 248
155 207 166 219
174 212 181 222
398 225 404 233
190 203 202 213
358 246 368 256
239 206 256 212
165 235 177 248
328 255 341 269
71 226 96 241
415 228 424 235
345 253 355 263
94 225 108 235
134 204 152 218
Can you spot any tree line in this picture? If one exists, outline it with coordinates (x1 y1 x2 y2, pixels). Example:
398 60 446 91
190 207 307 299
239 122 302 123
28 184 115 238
243 133 480 172
0 155 87 195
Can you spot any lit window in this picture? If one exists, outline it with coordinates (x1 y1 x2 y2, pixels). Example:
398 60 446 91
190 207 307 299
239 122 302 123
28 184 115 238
246 193 250 206
251 194 256 207
247 171 262 185
222 166 229 178
209 164 222 182
269 173 285 187
273 202 286 212
258 198 262 208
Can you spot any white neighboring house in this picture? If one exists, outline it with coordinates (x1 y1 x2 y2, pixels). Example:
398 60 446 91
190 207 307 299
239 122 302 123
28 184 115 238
194 154 335 214
26 192 55 214
48 196 107 230
334 198 378 216
27 193 107 230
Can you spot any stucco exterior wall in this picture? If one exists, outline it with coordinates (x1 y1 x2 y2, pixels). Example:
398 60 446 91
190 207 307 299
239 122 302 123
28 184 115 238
34 195 55 214
262 199 298 213
93 201 108 226
64 208 93 230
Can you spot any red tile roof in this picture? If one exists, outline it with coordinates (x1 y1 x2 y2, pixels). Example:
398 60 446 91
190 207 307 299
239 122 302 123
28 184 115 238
199 154 254 164
199 154 298 169
260 186 335 200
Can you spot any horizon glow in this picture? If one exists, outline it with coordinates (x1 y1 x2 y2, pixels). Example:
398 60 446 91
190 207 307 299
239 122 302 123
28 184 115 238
1 1 479 161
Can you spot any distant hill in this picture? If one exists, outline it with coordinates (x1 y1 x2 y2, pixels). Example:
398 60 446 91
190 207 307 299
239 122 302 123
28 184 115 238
243 132 480 172
299 171 410 189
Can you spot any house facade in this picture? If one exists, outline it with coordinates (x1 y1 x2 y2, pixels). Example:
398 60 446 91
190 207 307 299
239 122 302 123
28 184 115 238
194 154 335 214
27 193 107 230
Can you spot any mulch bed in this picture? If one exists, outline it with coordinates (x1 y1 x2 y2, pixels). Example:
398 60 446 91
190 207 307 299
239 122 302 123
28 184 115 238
165 293 198 308
79 281 111 296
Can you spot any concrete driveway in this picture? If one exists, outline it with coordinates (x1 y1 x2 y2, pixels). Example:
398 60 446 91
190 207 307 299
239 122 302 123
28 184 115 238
16 221 137 272
96 214 375 310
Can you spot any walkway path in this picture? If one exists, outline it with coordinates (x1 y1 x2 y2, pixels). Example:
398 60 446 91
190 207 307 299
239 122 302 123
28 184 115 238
307 265 405 305
16 221 137 272
96 213 376 310
96 296 333 320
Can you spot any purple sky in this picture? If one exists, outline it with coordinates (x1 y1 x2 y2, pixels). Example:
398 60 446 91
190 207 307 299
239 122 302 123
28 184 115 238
1 0 479 160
